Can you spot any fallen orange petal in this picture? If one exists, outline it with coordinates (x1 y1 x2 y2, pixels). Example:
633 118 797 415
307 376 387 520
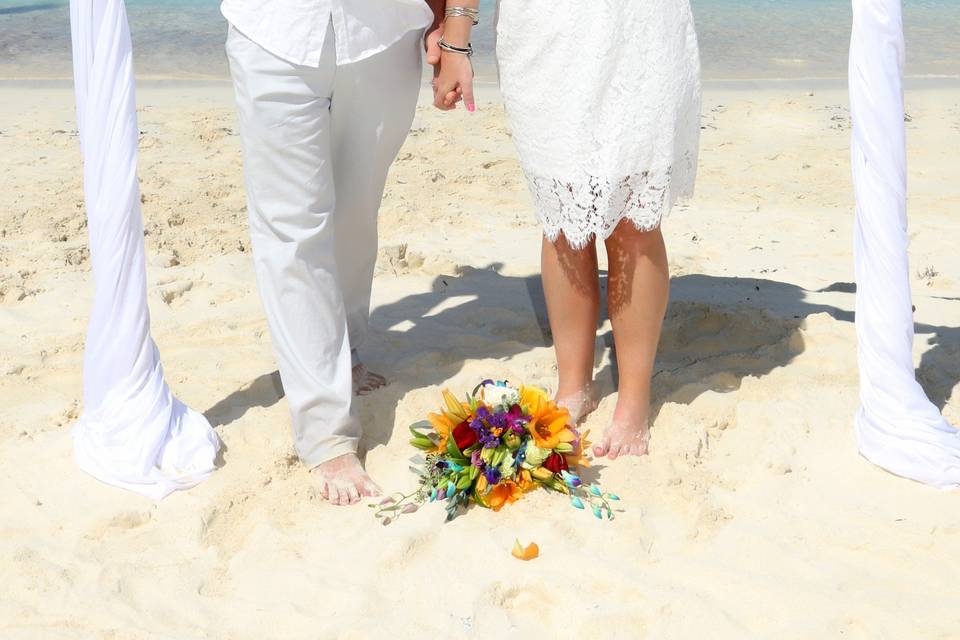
511 539 539 561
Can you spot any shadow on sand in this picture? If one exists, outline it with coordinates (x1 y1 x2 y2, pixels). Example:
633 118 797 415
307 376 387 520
206 265 960 457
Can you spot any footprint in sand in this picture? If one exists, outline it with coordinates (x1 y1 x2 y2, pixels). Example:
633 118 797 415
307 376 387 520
158 279 194 305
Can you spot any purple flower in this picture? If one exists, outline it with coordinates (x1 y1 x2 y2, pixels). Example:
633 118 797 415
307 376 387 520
470 406 505 449
471 449 484 468
504 404 531 434
483 466 502 485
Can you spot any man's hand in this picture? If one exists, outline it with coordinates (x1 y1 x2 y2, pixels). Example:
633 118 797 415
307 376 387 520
424 0 445 72
425 22 446 98
425 22 442 70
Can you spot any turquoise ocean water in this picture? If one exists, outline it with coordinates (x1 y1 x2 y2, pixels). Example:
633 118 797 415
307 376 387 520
1 0 957 80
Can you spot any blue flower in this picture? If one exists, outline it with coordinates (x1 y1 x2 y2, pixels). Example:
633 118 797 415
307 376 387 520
560 470 582 488
483 466 502 485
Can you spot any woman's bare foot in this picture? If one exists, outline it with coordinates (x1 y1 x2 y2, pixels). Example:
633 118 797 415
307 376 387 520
594 399 651 459
352 363 387 396
556 386 599 424
593 420 650 459
309 453 381 505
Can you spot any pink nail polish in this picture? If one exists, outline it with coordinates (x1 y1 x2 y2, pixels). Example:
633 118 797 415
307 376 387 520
467 104 476 113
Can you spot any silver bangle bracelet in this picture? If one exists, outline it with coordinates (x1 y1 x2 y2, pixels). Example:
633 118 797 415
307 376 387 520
445 7 479 26
438 38 474 57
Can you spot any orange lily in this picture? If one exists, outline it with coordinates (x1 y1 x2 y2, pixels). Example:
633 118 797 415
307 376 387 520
520 386 576 450
511 539 539 561
486 480 523 511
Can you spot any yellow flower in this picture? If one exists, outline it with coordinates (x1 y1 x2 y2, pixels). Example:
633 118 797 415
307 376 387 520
517 469 539 493
426 389 470 453
520 386 576 450
565 428 593 469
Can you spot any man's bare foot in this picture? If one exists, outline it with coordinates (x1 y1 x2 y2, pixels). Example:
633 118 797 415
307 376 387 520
310 453 381 505
352 363 387 396
594 420 650 459
556 387 599 424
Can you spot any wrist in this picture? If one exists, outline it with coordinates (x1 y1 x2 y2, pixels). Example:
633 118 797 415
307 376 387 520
440 31 471 48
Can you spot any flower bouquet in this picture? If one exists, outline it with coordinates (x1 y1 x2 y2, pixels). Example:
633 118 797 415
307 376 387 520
374 380 621 524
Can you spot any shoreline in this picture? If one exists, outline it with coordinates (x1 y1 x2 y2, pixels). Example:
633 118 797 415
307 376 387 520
4 75 959 91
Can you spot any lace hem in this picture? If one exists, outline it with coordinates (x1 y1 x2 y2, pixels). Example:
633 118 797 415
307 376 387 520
527 167 685 250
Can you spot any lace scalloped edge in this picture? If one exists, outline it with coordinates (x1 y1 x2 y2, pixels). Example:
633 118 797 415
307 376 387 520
527 167 693 251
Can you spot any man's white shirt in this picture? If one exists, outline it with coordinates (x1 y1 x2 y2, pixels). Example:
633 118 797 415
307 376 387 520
220 0 433 66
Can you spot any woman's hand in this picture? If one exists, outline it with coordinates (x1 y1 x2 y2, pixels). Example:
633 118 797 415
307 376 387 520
433 50 475 112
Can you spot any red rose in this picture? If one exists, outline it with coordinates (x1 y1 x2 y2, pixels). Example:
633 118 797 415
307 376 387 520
542 452 569 474
452 421 478 451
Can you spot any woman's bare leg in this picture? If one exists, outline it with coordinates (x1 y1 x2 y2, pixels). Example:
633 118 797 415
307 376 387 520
594 221 669 459
541 234 600 420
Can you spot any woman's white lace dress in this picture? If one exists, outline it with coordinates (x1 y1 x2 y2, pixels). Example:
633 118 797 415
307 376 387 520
495 1 702 249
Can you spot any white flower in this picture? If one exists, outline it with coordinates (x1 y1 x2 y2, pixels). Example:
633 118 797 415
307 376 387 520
482 382 520 407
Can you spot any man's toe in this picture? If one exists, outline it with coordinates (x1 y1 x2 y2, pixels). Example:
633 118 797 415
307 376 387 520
360 479 381 497
326 484 342 505
345 484 361 505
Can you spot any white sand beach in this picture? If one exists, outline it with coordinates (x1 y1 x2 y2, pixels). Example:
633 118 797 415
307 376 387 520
1 80 960 638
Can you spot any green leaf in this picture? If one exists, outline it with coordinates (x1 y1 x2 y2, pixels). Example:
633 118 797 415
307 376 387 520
456 475 472 490
446 435 463 459
409 438 435 451
409 421 433 435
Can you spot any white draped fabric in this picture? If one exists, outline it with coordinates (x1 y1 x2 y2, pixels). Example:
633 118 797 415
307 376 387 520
849 0 960 488
70 0 220 499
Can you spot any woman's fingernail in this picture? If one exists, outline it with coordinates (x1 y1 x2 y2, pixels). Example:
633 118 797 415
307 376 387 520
467 104 476 113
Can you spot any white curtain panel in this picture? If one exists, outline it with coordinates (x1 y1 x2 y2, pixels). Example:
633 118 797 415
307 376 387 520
850 0 960 488
69 0 220 499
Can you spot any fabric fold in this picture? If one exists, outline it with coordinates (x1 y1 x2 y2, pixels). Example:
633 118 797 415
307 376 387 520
70 0 220 499
849 0 960 488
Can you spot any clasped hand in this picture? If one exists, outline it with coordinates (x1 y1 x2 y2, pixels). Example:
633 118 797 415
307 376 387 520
425 24 476 112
